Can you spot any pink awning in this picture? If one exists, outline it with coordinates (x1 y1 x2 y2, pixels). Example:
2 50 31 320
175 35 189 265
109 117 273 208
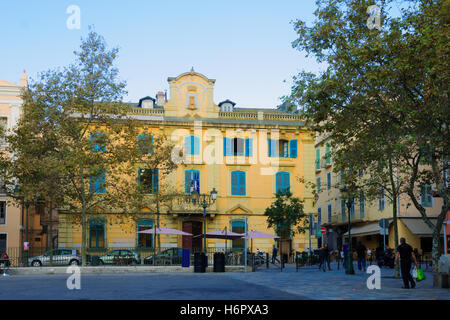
138 227 192 236
242 231 280 239
193 230 244 239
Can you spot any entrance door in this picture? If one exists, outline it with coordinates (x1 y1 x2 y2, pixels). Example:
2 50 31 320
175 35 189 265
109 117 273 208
182 221 203 252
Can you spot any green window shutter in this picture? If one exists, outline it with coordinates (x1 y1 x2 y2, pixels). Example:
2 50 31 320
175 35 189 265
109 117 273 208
316 149 320 170
325 143 331 164
290 140 298 158
317 177 321 193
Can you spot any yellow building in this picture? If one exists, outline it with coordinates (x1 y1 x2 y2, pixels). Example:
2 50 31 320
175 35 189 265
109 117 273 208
0 72 27 255
58 70 317 258
315 134 444 257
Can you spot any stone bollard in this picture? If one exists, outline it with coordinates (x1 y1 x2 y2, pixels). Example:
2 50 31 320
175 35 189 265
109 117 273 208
434 255 450 288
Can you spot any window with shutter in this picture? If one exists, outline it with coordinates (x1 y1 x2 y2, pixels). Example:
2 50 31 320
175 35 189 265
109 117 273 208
185 170 200 194
231 171 246 195
290 140 297 158
327 204 332 222
138 134 153 154
89 219 105 248
138 168 158 194
276 172 290 194
185 136 200 155
90 133 106 153
90 169 106 194
137 220 153 248
420 184 433 207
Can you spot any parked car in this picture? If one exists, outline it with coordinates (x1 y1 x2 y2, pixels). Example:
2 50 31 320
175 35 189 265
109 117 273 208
98 249 141 265
144 248 183 265
29 249 81 267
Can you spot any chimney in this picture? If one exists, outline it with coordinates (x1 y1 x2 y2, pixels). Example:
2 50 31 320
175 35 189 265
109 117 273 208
156 91 165 106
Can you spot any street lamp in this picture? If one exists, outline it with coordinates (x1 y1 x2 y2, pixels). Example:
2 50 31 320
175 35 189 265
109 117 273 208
191 187 218 253
340 185 355 275
14 185 30 267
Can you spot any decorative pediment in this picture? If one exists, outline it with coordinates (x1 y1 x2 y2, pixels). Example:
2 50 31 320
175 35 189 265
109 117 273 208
226 204 252 215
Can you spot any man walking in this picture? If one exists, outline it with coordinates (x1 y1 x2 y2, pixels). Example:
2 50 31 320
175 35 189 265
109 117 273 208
272 245 278 264
394 238 418 289
356 241 367 271
318 243 331 271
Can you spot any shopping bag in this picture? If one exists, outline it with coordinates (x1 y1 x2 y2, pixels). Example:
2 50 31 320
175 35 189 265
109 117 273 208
410 266 417 279
416 268 426 282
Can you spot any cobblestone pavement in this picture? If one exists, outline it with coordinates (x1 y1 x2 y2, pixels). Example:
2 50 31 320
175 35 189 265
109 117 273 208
226 262 450 300
0 262 448 300
0 272 306 300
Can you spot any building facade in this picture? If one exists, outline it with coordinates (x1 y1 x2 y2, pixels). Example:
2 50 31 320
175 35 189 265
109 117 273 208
58 70 317 257
0 72 26 254
315 134 444 257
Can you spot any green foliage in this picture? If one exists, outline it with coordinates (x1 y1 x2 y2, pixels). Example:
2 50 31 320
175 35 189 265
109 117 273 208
287 0 449 270
264 190 307 238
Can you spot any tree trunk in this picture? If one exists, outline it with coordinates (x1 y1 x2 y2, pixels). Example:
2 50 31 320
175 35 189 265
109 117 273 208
49 197 53 266
432 230 441 272
388 156 400 278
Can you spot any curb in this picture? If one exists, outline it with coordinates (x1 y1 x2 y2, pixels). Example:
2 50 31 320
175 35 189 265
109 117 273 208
8 265 252 275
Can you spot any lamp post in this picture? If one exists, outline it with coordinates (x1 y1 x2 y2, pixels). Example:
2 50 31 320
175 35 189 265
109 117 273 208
340 185 355 275
191 187 218 253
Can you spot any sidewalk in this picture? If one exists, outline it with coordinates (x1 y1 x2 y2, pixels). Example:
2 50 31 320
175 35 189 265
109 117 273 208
226 262 450 300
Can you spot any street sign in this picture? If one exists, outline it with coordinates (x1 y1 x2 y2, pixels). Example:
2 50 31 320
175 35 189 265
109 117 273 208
320 227 326 234
379 218 389 229
379 228 389 235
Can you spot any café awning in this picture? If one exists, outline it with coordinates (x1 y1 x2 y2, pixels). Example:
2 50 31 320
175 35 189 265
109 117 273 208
400 218 444 236
343 222 387 237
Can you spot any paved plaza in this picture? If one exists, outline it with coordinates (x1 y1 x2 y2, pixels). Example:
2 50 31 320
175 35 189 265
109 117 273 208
0 262 448 300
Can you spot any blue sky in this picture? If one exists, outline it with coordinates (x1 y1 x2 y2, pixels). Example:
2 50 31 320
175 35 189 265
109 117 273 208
1 1 324 108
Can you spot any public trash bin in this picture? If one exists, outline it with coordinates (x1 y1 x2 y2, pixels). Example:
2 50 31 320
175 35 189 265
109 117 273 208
194 252 206 273
213 253 225 272
182 249 190 268
90 256 100 266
